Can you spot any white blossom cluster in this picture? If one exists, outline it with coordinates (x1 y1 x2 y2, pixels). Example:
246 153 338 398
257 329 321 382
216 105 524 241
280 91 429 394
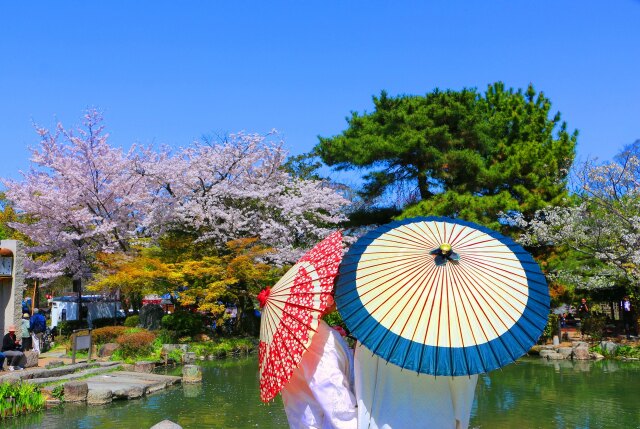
2 112 350 279
515 141 640 287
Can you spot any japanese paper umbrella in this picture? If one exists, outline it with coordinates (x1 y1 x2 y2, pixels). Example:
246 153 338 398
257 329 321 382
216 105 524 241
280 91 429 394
258 230 343 402
335 217 549 376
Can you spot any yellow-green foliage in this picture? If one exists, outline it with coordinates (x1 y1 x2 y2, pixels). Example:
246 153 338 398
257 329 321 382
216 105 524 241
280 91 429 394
0 382 45 418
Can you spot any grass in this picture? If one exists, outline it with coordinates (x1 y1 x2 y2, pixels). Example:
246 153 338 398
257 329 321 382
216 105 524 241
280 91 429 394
591 344 640 359
0 382 45 419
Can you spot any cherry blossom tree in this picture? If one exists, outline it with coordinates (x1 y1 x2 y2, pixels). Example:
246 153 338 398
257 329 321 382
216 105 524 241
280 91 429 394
145 132 350 264
2 110 155 281
516 141 640 292
3 113 351 285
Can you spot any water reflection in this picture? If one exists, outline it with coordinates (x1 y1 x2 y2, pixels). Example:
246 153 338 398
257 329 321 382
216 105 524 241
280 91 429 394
4 356 640 428
472 357 640 429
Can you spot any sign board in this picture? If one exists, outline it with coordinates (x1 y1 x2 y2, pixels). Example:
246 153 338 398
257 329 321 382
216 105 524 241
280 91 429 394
76 334 91 350
72 329 93 364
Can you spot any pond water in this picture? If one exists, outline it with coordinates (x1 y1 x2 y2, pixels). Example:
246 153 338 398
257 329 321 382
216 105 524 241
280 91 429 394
5 356 640 429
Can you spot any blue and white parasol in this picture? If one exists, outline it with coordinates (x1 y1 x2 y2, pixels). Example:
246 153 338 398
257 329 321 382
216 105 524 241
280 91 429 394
335 216 549 376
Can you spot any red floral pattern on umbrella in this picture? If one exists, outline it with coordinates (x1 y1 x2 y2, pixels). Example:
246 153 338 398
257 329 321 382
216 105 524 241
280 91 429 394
258 230 343 402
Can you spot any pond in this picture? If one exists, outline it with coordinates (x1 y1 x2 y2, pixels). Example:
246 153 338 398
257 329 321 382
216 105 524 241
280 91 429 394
5 356 640 429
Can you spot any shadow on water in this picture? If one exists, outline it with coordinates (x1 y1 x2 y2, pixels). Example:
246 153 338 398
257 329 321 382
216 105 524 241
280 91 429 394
5 356 640 428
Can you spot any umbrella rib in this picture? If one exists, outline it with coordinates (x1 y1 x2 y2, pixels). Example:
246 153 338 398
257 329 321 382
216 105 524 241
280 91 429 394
454 264 516 334
460 259 549 314
335 254 433 303
448 263 506 367
416 267 445 373
374 227 434 249
448 266 472 375
408 262 445 373
449 226 477 249
452 264 521 363
341 259 438 342
444 265 454 374
338 251 431 275
448 265 488 374
365 254 438 365
459 258 530 298
462 254 531 281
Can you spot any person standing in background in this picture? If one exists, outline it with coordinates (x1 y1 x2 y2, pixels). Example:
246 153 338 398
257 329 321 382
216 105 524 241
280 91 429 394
21 313 31 351
30 308 46 347
620 296 634 340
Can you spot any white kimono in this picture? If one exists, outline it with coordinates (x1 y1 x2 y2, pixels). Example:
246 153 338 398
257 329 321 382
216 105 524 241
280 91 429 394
281 320 357 429
354 344 478 429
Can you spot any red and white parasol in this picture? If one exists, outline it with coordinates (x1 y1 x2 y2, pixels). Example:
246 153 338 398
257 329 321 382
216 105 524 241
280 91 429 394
258 230 343 403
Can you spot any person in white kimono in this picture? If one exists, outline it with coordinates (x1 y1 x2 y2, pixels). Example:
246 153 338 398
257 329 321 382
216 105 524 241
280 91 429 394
280 296 357 429
354 344 478 429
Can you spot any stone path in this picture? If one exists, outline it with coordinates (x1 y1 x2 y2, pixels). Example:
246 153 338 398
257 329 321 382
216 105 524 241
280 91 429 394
83 371 182 399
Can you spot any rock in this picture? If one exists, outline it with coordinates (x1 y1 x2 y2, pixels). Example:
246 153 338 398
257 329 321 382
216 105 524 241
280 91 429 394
139 304 164 330
113 385 145 399
590 352 605 360
45 398 62 408
134 361 156 373
162 344 189 354
150 420 183 429
599 341 619 355
572 341 589 348
572 346 590 360
546 352 565 360
87 388 112 405
182 364 202 383
24 350 39 368
64 381 88 402
528 345 543 355
98 343 120 358
182 352 196 364
121 363 135 371
199 356 205 361
539 350 557 359
557 347 573 357
45 360 65 369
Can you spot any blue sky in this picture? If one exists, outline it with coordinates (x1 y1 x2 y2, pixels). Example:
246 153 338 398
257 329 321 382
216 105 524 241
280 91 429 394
1 1 639 184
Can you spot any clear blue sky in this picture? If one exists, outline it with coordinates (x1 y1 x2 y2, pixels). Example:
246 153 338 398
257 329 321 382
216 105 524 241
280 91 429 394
1 1 639 183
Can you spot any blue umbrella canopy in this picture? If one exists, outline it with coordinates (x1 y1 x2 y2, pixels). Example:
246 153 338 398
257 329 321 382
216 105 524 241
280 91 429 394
335 216 549 376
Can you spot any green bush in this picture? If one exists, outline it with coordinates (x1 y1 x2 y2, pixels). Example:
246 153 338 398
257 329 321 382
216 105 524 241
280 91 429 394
161 311 203 337
124 315 140 327
56 320 87 337
540 314 560 343
582 315 607 341
115 330 157 359
0 382 45 419
190 337 256 359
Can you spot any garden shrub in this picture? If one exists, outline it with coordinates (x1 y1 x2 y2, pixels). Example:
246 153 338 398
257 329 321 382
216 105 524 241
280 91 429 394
540 314 560 343
91 326 128 345
124 315 140 327
582 315 607 341
161 311 203 337
0 382 45 418
56 320 87 337
115 330 157 359
155 329 177 345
